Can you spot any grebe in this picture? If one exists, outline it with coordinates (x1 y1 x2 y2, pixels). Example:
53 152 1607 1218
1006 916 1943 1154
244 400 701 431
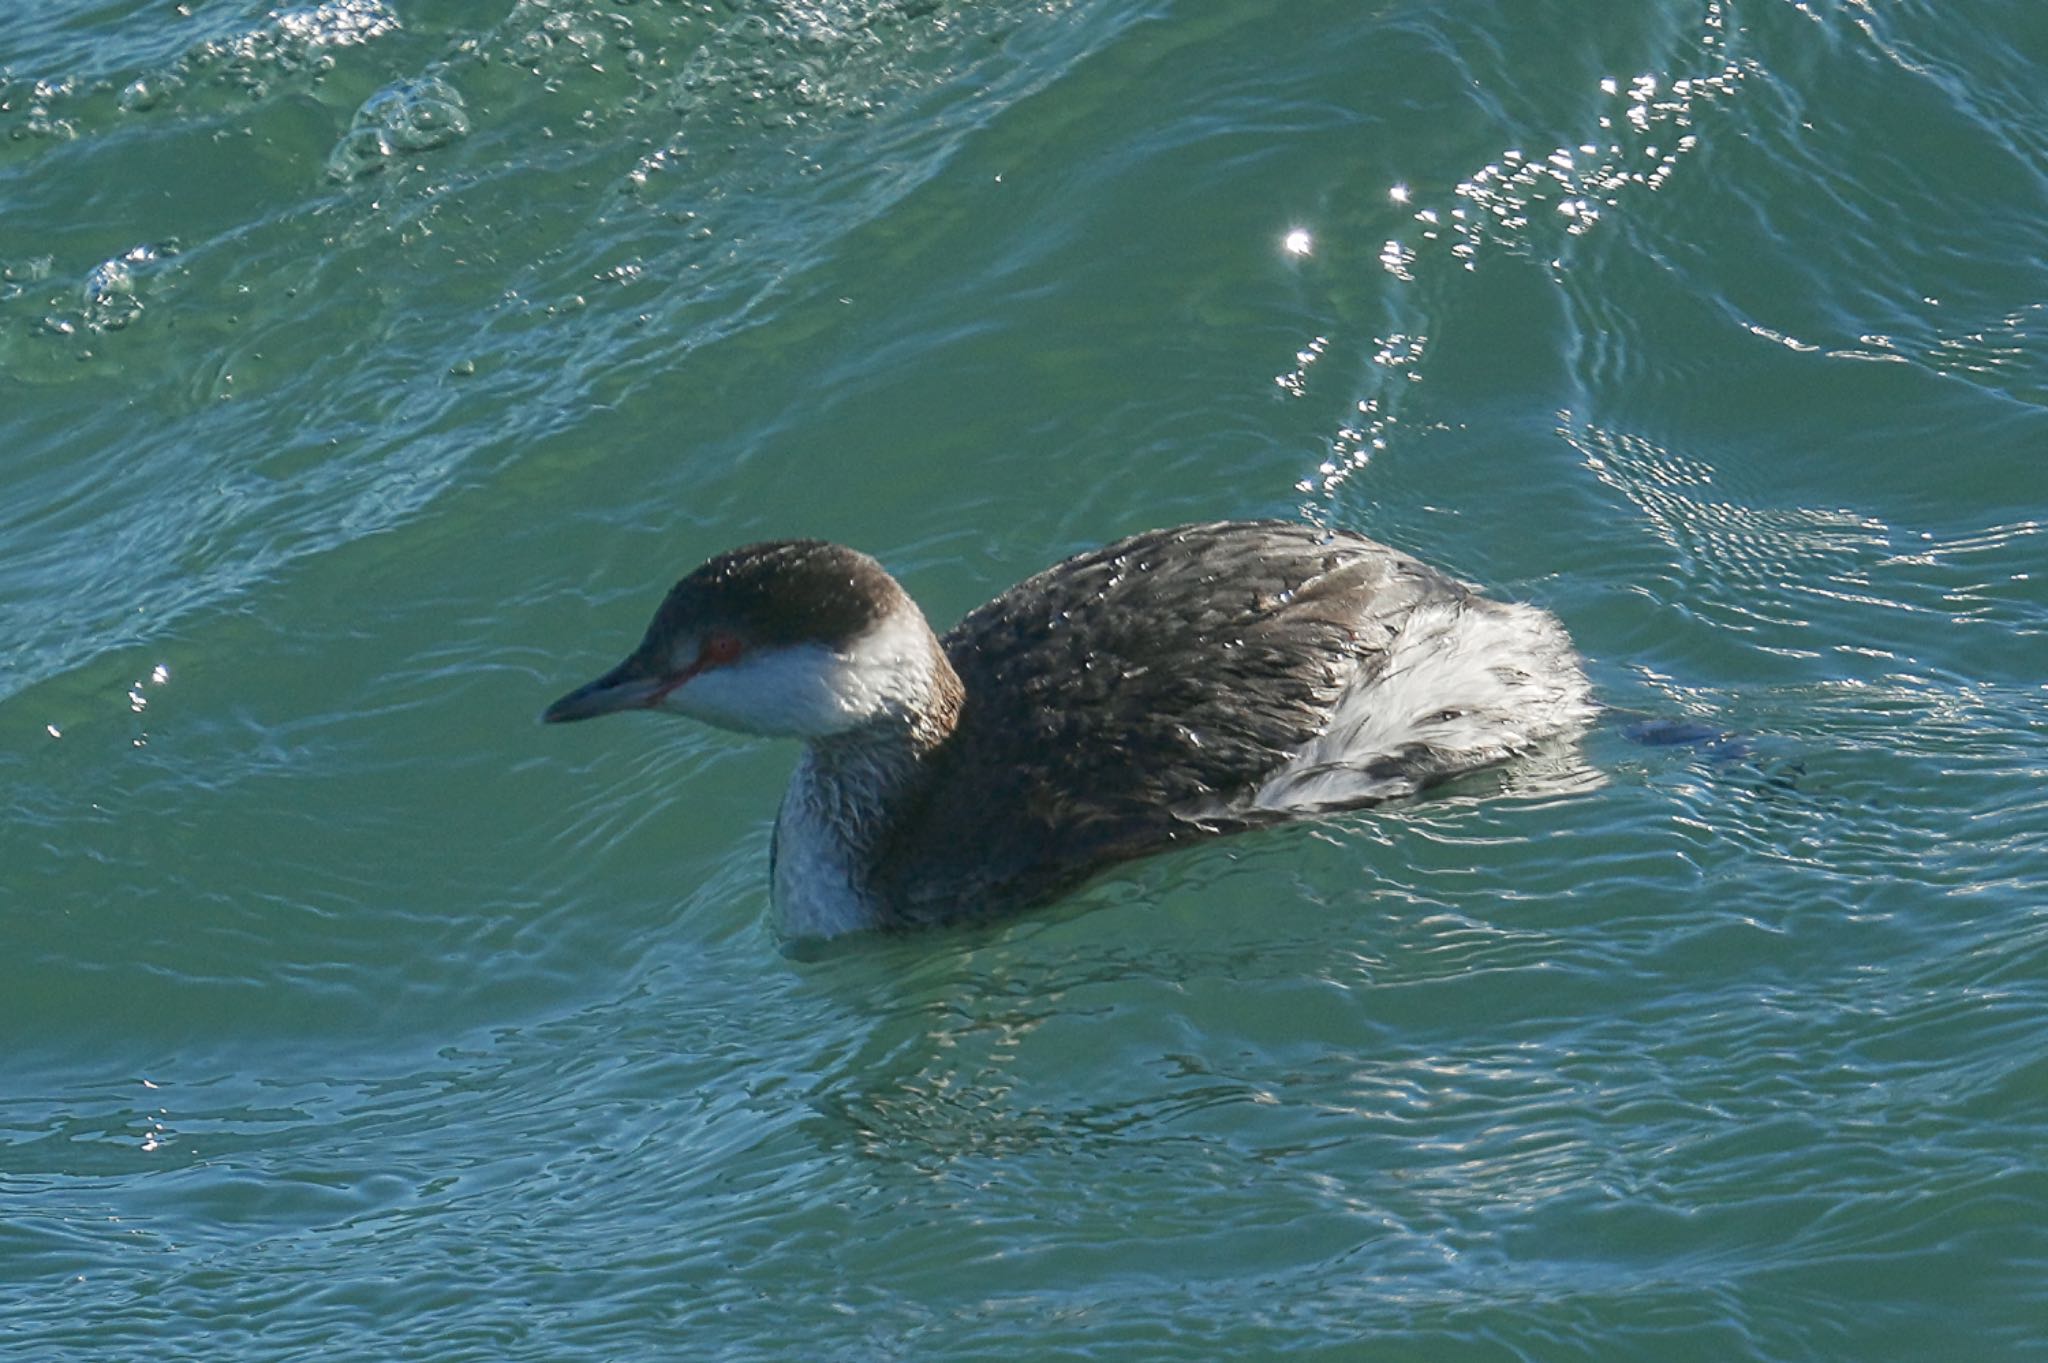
543 521 1594 937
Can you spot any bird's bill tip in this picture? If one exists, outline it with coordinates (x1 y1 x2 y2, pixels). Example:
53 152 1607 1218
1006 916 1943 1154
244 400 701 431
540 660 658 724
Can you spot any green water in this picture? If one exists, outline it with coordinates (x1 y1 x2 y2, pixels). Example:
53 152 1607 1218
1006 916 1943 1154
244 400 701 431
4 1 2045 1357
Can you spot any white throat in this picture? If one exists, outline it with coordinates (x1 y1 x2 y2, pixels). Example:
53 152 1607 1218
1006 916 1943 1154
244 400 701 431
771 747 888 937
758 609 961 937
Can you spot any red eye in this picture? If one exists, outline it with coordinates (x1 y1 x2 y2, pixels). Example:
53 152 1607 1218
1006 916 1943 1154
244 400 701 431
702 633 743 666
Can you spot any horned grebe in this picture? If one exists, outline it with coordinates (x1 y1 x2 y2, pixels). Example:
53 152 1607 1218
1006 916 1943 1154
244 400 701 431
543 521 1593 937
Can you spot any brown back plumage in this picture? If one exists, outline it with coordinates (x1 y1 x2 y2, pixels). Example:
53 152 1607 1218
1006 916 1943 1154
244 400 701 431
864 521 1469 925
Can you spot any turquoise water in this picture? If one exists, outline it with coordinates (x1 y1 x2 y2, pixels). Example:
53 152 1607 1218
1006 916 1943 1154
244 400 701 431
4 0 2045 1356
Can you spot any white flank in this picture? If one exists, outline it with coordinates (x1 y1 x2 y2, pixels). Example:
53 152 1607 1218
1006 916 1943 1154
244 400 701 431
1252 600 1595 812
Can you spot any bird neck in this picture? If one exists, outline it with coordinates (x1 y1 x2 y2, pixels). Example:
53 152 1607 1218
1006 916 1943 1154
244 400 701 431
770 643 963 936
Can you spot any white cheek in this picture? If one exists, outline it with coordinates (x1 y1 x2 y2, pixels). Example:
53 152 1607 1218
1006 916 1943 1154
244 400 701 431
654 611 937 739
664 645 855 737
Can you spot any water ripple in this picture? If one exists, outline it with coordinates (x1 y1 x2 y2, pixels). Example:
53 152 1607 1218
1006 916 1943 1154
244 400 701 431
4 2 2047 1359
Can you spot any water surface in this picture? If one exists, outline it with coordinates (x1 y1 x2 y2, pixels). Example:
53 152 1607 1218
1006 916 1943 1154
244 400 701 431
4 1 2045 1358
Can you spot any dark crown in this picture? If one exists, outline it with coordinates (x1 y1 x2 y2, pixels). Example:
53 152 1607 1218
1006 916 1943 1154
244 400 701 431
644 540 909 650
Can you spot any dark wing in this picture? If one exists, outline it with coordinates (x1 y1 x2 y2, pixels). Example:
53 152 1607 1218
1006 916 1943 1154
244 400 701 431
868 521 1468 923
